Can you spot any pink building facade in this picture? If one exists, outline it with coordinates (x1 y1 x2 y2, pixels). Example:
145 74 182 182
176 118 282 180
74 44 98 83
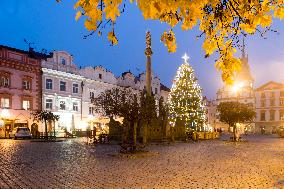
0 46 42 138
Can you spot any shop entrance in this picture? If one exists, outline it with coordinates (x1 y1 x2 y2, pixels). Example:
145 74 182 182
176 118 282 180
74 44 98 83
5 123 12 138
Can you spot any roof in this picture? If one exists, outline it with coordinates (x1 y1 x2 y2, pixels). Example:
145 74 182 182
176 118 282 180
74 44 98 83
160 83 170 92
0 45 52 60
121 70 134 77
255 81 284 91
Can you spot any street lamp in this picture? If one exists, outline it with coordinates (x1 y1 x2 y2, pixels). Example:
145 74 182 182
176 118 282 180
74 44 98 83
232 82 244 102
231 82 244 140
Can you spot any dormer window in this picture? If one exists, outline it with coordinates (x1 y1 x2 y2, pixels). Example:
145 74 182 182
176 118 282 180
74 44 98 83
61 58 66 65
99 74 102 79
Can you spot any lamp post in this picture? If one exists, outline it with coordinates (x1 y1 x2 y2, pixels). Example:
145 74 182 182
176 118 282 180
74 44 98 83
231 82 244 140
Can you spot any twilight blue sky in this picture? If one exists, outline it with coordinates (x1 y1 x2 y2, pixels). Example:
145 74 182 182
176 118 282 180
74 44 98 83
1 0 284 98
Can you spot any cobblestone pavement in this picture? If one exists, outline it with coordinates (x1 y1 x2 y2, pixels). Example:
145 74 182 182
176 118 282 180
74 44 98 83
0 135 283 189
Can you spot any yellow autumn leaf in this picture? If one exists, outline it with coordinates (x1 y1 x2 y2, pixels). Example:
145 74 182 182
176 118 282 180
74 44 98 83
75 11 82 21
161 30 177 53
107 31 118 45
84 19 97 31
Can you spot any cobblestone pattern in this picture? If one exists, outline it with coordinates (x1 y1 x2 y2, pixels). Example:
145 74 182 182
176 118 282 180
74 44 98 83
0 135 283 189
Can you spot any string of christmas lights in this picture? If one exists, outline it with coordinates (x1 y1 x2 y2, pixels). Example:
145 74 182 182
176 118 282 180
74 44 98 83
168 54 206 131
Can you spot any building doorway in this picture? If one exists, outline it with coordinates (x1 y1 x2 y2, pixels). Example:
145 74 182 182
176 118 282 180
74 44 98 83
5 122 12 138
31 123 39 138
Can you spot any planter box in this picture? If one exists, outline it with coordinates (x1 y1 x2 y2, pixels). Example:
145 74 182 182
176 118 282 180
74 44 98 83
204 132 210 139
197 132 204 139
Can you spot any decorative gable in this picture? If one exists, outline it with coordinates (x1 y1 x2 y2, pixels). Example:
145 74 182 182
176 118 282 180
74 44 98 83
255 81 284 91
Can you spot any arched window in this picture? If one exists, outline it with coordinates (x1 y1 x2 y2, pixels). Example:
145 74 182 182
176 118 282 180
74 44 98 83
61 58 66 65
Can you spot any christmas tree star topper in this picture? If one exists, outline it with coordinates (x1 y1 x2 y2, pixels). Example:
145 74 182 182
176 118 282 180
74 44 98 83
182 53 190 63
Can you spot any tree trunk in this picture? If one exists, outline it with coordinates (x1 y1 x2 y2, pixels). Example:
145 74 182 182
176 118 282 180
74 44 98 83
143 123 147 145
45 119 48 140
171 126 175 142
133 122 137 146
123 121 129 143
233 124 237 142
53 121 56 138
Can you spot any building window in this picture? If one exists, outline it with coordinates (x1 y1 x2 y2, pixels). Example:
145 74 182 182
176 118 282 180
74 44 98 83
46 79 53 90
45 99 53 109
0 98 10 108
270 99 275 107
61 58 66 65
73 83 79 93
22 100 31 110
281 91 284 97
155 88 158 94
271 92 275 98
280 99 284 106
280 110 284 120
261 92 265 99
270 110 275 121
22 80 31 90
59 101 66 110
60 81 66 91
73 102 79 111
99 74 102 79
90 91 94 99
261 100 265 107
89 107 94 115
0 77 10 87
260 112 266 121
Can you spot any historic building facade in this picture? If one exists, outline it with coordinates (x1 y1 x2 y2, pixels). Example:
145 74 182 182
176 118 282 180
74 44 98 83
0 46 42 138
41 51 84 134
214 45 255 133
255 81 284 133
40 50 170 135
216 47 254 106
80 66 119 134
203 98 218 131
0 44 170 137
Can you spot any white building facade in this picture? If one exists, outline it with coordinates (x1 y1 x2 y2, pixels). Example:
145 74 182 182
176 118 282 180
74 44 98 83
41 51 170 135
41 51 84 134
255 81 284 133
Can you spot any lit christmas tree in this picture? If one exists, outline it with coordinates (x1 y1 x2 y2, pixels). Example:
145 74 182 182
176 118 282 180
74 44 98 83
168 53 206 131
